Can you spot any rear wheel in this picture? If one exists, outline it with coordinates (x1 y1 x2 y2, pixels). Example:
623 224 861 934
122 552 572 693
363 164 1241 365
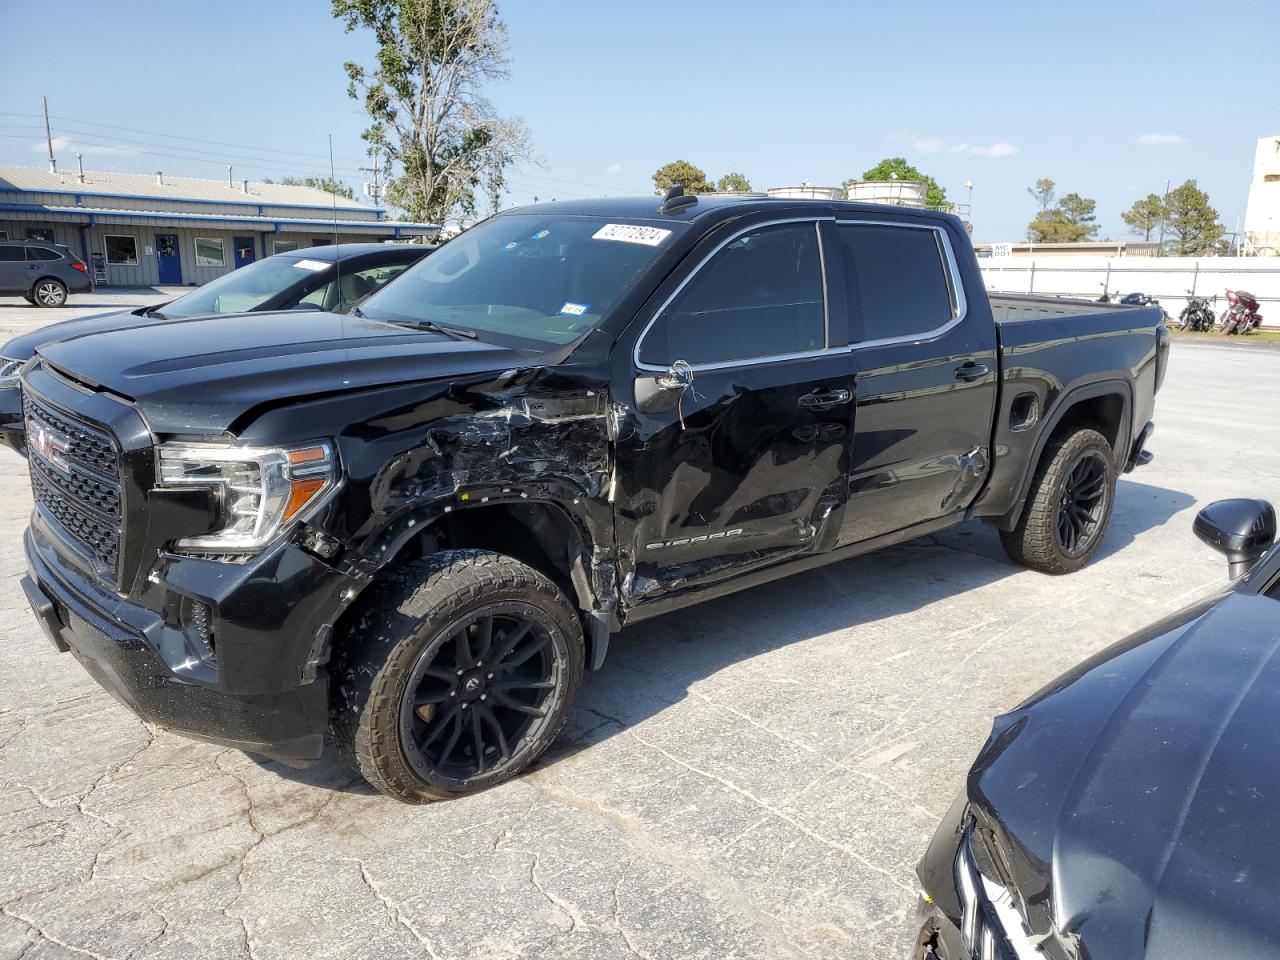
1000 428 1116 574
330 549 584 803
32 279 67 307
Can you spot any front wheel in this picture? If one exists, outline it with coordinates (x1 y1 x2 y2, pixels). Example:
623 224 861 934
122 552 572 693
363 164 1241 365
331 549 584 803
32 279 67 307
1000 428 1117 574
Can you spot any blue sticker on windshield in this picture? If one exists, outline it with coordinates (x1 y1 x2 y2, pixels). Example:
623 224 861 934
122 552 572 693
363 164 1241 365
558 302 589 317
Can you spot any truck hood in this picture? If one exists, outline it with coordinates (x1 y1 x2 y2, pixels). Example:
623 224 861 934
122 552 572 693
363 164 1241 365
35 310 527 435
3 307 150 360
968 588 1280 959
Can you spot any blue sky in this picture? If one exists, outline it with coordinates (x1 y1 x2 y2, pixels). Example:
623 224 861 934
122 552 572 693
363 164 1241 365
2 0 1276 242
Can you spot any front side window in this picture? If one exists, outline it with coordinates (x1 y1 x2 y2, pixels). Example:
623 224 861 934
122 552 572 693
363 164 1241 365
638 221 825 367
104 235 138 265
195 237 226 267
0 246 21 262
838 224 956 343
360 214 682 351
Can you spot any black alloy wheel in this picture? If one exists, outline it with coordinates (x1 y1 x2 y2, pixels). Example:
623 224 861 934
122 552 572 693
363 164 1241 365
399 605 560 782
1056 451 1109 557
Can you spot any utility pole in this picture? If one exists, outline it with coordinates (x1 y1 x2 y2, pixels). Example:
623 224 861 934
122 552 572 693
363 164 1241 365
360 148 383 203
43 96 56 173
1156 178 1170 256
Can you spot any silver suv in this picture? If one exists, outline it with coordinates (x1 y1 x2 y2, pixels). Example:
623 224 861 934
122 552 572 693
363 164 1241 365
0 241 92 307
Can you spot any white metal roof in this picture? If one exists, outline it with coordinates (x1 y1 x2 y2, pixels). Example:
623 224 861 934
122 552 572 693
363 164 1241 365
0 164 371 211
0 202 439 234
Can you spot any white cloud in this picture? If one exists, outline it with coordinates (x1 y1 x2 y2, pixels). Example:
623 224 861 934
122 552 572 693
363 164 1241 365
605 162 624 175
30 136 139 157
1136 132 1187 146
912 137 1020 158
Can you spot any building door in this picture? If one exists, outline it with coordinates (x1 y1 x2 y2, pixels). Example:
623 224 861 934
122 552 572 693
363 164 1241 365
233 236 256 269
155 233 182 284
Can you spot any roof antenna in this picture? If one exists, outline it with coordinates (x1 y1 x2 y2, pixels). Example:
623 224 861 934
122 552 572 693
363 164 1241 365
658 183 698 215
329 134 341 311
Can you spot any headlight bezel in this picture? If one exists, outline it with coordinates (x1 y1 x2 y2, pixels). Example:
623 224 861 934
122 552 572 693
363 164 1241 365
156 440 338 555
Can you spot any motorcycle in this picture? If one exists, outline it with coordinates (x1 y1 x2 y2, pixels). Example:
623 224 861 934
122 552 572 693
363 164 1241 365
1219 289 1263 335
1118 291 1171 325
1178 290 1216 332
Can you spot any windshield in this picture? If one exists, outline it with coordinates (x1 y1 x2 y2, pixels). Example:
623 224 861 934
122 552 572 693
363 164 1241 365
159 254 328 318
358 214 683 349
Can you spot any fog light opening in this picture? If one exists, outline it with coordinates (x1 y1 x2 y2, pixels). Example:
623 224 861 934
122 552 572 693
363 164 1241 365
185 599 216 663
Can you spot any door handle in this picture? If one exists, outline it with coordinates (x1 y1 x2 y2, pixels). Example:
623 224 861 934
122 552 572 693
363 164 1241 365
954 361 990 382
797 388 852 409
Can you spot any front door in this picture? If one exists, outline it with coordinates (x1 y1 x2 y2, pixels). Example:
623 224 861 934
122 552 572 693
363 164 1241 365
834 217 998 546
612 218 856 606
232 236 256 269
155 233 182 284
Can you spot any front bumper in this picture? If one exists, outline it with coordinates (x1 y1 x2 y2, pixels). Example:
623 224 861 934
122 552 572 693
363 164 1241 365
914 898 969 959
22 512 359 760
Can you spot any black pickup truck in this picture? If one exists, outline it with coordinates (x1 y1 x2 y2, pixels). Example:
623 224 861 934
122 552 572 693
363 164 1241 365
18 192 1168 802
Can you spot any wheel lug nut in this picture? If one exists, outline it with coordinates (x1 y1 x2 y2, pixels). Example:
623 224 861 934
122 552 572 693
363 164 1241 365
487 673 494 679
450 691 456 697
480 694 486 701
457 669 464 676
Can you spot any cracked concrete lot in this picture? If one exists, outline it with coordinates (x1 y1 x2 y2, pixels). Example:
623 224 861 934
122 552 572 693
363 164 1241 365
1 292 1275 959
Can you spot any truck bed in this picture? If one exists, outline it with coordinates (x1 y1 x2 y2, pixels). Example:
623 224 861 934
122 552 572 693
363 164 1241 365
988 293 1147 323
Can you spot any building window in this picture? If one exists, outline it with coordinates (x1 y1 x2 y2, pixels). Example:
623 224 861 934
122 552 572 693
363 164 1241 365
0 231 8 241
195 237 226 267
104 235 139 265
272 239 300 254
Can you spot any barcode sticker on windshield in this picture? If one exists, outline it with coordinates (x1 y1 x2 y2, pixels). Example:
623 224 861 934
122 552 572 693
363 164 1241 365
592 224 672 246
291 259 329 272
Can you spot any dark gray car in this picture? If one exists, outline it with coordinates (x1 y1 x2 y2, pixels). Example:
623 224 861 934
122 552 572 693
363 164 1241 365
0 241 92 307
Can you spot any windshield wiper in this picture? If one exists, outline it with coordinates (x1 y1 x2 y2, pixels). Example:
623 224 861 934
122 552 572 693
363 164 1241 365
399 318 478 340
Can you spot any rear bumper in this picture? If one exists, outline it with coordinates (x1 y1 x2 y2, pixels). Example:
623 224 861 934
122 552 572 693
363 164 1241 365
22 515 357 760
1124 419 1155 472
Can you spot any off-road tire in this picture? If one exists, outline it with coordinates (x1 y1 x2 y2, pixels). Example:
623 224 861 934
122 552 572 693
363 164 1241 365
330 549 584 803
999 428 1116 575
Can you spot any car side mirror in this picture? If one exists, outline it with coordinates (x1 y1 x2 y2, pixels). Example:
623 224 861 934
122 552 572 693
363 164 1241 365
1194 498 1277 579
634 361 693 415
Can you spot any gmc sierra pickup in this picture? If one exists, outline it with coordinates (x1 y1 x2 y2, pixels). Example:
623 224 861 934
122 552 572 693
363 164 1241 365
18 190 1168 803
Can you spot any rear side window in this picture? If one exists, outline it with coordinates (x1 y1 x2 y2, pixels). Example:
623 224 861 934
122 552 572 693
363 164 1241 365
838 224 956 343
0 246 21 262
27 247 62 261
639 221 825 367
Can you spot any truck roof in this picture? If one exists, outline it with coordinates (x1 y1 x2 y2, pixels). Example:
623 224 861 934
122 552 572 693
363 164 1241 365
508 194 964 228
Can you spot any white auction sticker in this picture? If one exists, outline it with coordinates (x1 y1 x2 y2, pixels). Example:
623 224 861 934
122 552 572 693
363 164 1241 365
291 259 329 272
592 223 672 246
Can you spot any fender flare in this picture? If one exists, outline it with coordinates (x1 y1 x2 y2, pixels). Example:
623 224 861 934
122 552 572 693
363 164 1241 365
997 377 1134 531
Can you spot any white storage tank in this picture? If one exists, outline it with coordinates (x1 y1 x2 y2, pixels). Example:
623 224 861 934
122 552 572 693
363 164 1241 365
845 179 928 207
767 184 845 200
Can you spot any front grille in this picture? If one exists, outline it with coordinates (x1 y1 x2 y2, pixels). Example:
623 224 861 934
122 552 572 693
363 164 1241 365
24 393 124 583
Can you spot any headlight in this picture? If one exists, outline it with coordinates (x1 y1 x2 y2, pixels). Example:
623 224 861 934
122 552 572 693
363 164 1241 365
0 357 24 386
157 441 337 554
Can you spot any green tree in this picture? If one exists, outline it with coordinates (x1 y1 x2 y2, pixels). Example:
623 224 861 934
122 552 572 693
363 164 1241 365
281 175 356 200
1163 179 1223 255
652 160 713 195
1026 189 1099 243
716 171 752 193
334 0 532 226
1027 178 1055 212
852 157 947 207
1121 193 1165 241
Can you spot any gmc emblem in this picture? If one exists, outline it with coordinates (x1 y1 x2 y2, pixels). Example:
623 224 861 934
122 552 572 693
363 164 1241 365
31 424 72 474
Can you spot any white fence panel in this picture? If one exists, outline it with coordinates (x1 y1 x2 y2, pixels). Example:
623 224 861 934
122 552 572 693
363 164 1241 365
978 256 1280 326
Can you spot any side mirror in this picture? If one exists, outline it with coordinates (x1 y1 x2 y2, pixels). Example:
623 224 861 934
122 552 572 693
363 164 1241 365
1194 498 1277 579
634 360 693 415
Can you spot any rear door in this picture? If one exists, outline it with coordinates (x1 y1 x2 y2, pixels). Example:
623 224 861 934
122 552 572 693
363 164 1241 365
0 245 27 293
611 215 857 603
835 216 998 546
